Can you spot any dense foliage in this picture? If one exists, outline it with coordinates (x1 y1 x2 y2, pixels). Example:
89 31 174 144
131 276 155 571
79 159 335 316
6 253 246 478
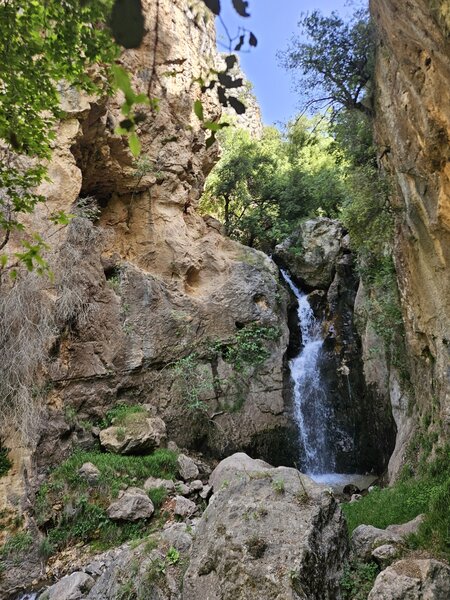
0 0 118 273
200 117 345 251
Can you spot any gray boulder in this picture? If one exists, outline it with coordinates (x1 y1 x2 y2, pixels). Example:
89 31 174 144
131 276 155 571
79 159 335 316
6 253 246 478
177 454 199 481
274 218 344 289
99 415 166 455
39 572 94 600
107 488 154 521
208 452 271 491
188 480 204 493
183 453 349 599
351 515 425 561
78 462 100 484
368 559 450 599
371 544 400 568
85 524 193 600
175 481 190 495
174 495 197 518
351 525 403 561
143 476 175 493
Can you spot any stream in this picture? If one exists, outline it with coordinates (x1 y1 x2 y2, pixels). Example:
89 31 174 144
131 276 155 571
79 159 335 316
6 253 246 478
281 269 376 492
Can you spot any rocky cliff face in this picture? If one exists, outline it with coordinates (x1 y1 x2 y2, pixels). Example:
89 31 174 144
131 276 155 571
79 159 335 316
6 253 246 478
370 0 450 470
0 0 294 527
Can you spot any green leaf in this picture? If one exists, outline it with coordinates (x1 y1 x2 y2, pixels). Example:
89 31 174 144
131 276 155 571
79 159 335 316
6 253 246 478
128 132 141 157
205 132 217 149
194 100 204 121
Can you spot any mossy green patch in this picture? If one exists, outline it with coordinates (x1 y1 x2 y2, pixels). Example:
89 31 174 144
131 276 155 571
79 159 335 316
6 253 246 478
35 449 178 554
343 445 450 560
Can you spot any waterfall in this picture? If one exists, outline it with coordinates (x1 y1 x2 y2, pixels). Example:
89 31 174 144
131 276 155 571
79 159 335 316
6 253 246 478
281 268 379 490
281 269 335 474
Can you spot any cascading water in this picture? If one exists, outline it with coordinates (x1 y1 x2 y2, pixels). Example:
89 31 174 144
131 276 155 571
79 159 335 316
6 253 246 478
281 269 377 490
281 269 335 474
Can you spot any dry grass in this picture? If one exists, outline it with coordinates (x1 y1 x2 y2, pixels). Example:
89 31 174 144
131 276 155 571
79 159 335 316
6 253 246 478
0 217 106 444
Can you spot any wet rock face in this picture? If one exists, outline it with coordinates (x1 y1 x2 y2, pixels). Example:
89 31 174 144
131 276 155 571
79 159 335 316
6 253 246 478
371 0 450 442
183 453 349 600
275 218 396 474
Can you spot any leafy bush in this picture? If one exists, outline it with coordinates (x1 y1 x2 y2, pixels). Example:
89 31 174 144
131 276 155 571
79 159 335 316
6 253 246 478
172 324 280 413
340 561 380 600
221 324 280 372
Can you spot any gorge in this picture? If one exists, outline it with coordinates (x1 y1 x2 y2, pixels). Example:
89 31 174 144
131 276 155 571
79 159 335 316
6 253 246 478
0 1 449 599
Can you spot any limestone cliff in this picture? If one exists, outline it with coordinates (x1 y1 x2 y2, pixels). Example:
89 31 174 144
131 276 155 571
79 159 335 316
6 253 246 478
0 0 293 528
370 0 450 474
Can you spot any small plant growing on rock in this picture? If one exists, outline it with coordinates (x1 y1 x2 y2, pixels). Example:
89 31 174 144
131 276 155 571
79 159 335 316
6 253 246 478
340 560 379 600
116 426 126 442
166 546 180 565
272 478 285 495
245 535 267 559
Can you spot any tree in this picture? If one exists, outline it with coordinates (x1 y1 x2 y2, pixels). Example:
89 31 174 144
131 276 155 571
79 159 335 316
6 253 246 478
201 127 285 249
0 0 119 275
201 118 346 251
279 9 375 116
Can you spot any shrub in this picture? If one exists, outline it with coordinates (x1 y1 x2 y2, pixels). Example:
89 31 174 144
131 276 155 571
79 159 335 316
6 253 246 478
147 487 167 510
172 323 281 413
0 531 33 558
340 561 380 600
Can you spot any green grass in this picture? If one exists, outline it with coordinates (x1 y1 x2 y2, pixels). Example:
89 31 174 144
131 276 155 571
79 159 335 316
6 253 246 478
343 445 450 560
100 404 147 428
0 447 12 477
147 487 168 510
43 448 178 496
0 531 33 558
34 448 178 555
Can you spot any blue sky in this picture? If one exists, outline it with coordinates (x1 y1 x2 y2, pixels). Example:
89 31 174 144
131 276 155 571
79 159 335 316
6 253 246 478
217 1 362 126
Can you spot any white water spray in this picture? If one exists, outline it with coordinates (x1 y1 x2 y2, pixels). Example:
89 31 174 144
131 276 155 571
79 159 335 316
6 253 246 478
281 269 335 474
281 268 377 490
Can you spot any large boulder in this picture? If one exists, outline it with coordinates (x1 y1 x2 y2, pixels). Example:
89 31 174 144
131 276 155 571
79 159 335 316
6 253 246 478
351 515 425 562
183 453 349 599
99 415 166 455
274 218 345 290
85 524 193 599
39 572 95 600
209 452 272 491
368 559 450 599
106 488 154 521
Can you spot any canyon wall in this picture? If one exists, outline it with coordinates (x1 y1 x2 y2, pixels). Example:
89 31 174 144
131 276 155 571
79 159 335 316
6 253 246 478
370 0 450 474
0 0 294 524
